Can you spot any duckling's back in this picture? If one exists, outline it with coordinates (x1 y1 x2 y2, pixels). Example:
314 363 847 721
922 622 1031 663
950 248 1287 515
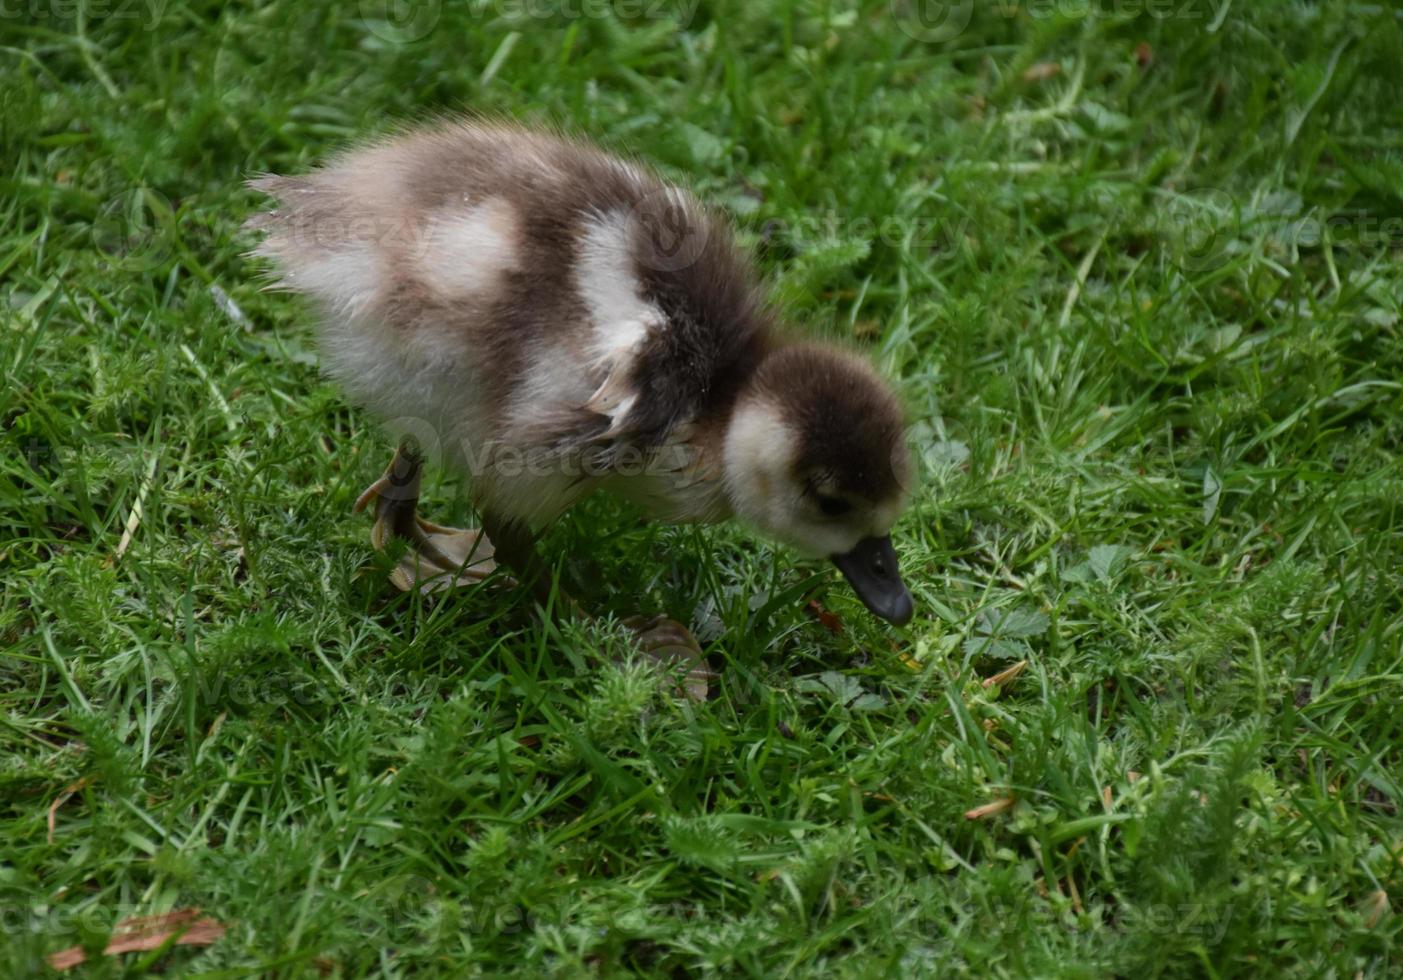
247 120 772 526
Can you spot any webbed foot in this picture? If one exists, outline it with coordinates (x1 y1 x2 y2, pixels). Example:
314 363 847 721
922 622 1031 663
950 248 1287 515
622 615 714 702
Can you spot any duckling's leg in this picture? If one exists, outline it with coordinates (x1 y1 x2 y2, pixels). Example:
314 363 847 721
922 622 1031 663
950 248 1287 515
440 505 712 693
460 514 709 692
478 510 561 610
353 440 498 592
356 443 711 697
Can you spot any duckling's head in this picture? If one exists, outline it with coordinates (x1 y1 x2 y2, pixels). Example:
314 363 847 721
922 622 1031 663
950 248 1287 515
722 344 914 626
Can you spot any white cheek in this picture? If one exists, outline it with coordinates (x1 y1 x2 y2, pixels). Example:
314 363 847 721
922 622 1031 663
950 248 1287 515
783 521 865 560
868 499 905 536
722 400 796 531
723 401 899 559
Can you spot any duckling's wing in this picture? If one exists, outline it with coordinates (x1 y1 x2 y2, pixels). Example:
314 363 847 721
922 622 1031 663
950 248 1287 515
567 188 774 466
246 120 771 513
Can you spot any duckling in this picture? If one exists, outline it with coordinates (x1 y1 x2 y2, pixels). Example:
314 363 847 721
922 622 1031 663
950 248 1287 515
246 119 915 641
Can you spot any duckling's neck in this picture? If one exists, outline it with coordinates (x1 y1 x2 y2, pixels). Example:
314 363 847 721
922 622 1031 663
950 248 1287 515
715 343 803 518
613 338 782 526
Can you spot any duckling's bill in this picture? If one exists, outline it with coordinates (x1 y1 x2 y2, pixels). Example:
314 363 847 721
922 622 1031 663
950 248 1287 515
832 535 913 626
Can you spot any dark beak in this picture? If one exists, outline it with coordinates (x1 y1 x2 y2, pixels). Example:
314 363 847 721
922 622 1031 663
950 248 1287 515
831 535 913 626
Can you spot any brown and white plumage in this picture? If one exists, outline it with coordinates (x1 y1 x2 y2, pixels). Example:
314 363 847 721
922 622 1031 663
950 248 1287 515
247 118 914 624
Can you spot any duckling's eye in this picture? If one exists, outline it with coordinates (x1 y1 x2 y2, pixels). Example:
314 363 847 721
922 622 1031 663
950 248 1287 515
816 495 852 518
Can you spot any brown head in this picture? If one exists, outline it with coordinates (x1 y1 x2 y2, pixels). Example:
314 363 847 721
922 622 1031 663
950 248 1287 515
722 344 914 625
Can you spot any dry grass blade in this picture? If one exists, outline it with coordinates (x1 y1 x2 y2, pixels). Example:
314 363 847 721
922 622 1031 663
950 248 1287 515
1363 890 1390 929
964 797 1016 821
46 776 94 845
982 659 1029 689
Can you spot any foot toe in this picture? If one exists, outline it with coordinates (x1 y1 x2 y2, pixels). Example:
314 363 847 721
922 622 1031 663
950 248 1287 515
388 525 498 594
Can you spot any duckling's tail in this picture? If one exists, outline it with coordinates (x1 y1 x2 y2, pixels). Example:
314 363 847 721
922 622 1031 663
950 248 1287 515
241 171 385 323
242 174 307 232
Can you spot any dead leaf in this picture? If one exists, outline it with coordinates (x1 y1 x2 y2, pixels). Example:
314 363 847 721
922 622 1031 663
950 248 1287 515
47 908 227 970
1134 41 1154 68
805 599 844 634
623 615 714 702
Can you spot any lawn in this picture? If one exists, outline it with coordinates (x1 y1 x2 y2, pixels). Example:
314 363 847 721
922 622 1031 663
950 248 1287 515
3 0 1402 975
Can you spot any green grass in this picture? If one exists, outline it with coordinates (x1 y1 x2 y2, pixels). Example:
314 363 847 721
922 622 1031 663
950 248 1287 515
3 0 1402 975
